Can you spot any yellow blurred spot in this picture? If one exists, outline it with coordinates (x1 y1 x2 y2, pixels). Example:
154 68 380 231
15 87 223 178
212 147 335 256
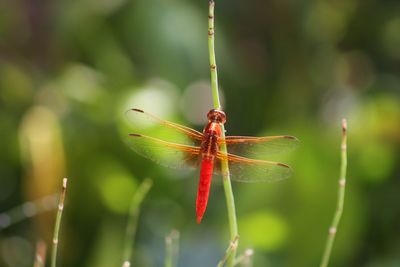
19 106 66 200
239 211 289 251
98 174 137 214
94 157 138 214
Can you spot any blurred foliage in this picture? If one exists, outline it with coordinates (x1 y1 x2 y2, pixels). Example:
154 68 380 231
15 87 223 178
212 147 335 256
0 0 399 267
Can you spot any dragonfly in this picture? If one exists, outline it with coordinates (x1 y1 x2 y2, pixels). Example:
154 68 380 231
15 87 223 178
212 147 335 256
126 108 298 223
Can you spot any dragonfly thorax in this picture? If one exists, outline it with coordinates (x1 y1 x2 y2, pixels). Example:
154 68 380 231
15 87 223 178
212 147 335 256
200 132 219 158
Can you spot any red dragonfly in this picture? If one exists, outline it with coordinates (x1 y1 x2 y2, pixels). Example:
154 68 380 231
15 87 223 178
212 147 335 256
126 108 298 223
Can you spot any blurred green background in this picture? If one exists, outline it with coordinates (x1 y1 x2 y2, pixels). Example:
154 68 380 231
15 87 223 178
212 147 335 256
0 0 399 266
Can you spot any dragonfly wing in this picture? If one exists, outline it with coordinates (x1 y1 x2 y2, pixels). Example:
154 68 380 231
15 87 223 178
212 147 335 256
215 151 292 183
125 108 203 146
126 134 201 170
220 135 299 159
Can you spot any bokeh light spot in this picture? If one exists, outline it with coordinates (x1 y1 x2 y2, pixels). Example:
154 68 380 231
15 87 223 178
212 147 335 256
99 174 138 214
181 80 224 125
94 158 138 214
239 211 289 251
119 79 179 125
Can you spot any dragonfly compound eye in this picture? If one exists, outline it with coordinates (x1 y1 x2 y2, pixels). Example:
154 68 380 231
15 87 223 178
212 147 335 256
207 109 226 123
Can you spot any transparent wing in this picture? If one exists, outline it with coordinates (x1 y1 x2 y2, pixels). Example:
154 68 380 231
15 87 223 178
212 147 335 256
126 134 201 170
220 135 299 159
125 108 203 146
215 151 292 182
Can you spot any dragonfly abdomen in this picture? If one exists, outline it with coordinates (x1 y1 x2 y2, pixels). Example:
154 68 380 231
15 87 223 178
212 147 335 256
196 157 214 223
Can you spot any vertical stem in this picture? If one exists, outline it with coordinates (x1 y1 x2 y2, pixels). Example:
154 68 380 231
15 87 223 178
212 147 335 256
216 236 239 267
51 178 68 267
164 230 180 267
319 119 348 267
208 0 221 109
122 178 153 265
208 1 238 266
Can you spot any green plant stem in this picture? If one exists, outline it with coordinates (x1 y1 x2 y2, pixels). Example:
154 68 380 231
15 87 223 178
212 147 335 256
122 178 153 265
164 229 180 267
319 119 348 267
51 178 68 267
208 0 220 109
216 236 239 267
208 1 239 266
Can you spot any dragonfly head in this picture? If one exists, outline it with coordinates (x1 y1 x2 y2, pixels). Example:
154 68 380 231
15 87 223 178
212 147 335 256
207 109 226 124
